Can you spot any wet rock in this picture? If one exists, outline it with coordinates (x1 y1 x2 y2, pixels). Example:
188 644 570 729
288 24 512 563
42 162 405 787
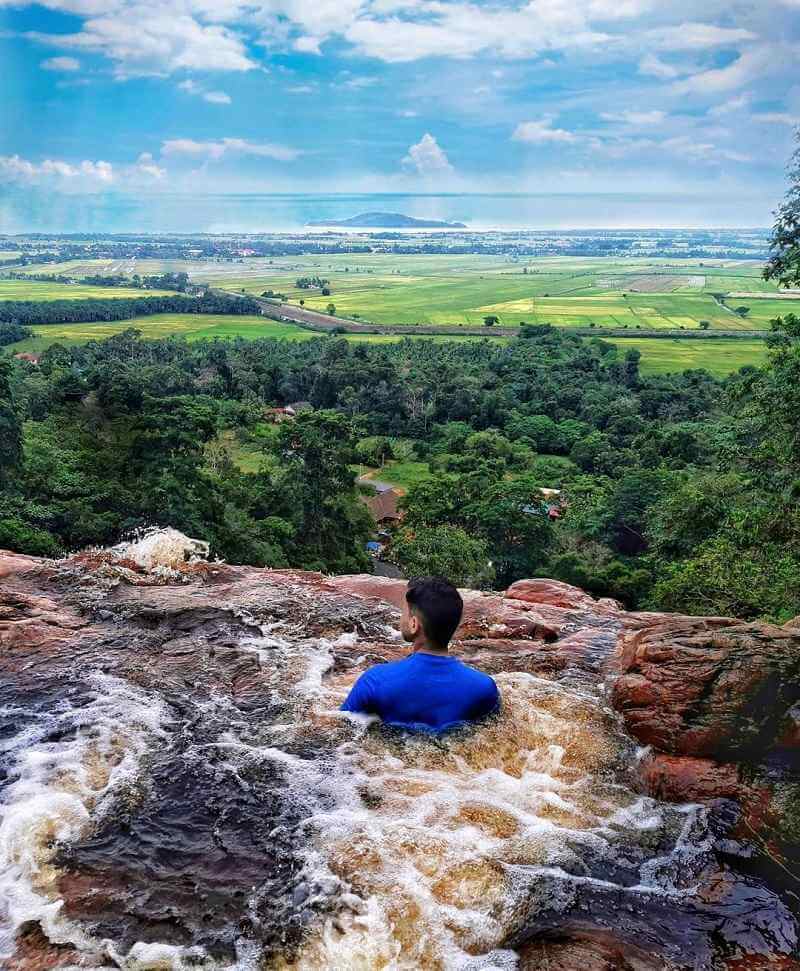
778 704 800 751
518 933 671 970
611 621 800 761
3 924 85 971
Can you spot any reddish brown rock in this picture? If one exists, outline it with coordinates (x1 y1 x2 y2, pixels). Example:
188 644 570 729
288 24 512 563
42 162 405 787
329 573 407 609
3 925 84 971
331 576 566 643
640 757 800 866
0 548 42 578
505 578 620 613
723 956 800 970
2 542 800 970
778 705 800 750
611 621 800 760
642 754 745 804
518 934 668 970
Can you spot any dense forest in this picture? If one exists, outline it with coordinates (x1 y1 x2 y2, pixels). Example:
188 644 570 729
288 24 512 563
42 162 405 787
1 316 799 620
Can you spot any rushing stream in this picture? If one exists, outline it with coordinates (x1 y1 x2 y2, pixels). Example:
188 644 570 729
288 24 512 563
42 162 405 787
0 535 797 970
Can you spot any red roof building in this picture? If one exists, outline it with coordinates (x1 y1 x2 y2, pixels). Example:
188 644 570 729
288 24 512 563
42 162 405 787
362 487 402 525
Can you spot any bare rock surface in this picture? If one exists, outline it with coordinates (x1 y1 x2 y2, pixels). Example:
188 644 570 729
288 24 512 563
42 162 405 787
611 621 800 760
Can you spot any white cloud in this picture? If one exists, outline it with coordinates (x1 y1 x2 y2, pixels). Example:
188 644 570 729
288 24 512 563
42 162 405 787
401 133 453 175
337 74 378 90
178 79 232 104
286 84 315 93
512 118 580 144
638 53 679 79
648 22 757 50
0 151 164 188
41 55 80 71
134 152 166 179
708 93 751 116
398 109 418 117
293 35 322 53
161 137 301 161
0 155 112 183
752 112 800 125
600 110 666 125
671 46 782 95
344 3 614 63
661 135 751 163
28 9 255 78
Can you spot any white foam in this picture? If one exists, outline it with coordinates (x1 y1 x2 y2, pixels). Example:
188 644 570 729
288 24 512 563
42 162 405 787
109 527 210 571
0 673 168 964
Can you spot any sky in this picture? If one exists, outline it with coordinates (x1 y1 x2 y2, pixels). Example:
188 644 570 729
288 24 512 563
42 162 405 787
1 0 799 230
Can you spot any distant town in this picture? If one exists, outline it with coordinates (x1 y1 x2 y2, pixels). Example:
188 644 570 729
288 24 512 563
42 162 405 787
0 227 772 264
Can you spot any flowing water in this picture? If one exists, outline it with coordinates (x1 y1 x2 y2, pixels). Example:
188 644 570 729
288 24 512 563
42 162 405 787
0 536 797 970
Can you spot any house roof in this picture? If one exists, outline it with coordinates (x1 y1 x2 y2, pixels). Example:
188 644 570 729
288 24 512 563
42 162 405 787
362 487 401 523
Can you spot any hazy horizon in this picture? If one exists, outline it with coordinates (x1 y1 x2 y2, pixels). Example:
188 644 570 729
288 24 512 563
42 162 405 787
0 190 779 235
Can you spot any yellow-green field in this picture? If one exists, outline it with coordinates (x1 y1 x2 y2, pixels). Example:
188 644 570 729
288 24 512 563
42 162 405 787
4 313 770 377
5 315 314 353
609 338 769 376
196 254 792 330
3 255 782 377
4 315 502 355
9 254 795 331
0 279 172 301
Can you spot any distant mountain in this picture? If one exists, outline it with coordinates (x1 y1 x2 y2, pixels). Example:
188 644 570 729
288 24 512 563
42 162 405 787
306 211 466 229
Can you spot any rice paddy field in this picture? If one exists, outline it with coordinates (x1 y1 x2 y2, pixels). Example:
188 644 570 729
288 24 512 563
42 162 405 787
0 279 172 300
195 253 796 331
4 315 314 354
4 254 791 375
5 315 502 356
611 338 770 376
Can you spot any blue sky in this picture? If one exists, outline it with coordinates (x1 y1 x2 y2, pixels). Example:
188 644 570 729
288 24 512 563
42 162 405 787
1 0 799 229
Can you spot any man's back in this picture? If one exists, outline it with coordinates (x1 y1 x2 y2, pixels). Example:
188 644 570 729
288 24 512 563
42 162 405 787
341 652 499 731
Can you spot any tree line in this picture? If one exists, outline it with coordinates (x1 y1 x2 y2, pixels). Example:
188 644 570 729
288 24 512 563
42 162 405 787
0 292 261 325
5 271 191 292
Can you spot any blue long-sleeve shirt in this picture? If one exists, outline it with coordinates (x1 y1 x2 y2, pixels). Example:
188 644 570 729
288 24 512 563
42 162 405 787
340 652 500 732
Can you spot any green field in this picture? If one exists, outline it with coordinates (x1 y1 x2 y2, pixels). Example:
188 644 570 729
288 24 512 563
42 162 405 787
10 254 792 332
4 314 505 356
3 253 783 378
357 461 432 491
197 254 792 331
609 338 769 376
6 315 317 354
5 313 769 378
0 279 172 301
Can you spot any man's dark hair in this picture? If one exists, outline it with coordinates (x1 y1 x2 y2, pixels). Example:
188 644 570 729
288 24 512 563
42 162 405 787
406 576 464 649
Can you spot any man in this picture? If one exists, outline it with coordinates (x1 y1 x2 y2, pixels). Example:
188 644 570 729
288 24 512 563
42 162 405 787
340 576 500 731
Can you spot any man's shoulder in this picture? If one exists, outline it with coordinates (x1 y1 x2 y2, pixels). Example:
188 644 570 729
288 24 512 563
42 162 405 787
454 659 499 697
361 657 413 681
454 657 496 683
